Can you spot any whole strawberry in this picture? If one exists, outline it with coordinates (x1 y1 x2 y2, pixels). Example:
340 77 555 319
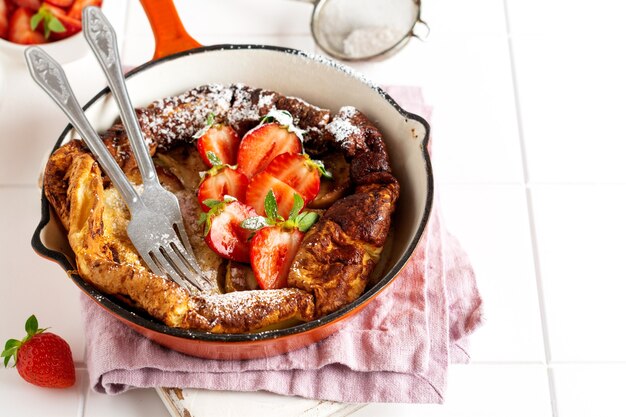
2 315 75 388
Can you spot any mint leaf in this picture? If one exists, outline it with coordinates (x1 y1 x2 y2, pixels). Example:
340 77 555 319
312 159 333 179
25 315 38 336
202 199 222 210
264 190 278 222
205 151 223 168
206 113 216 128
289 194 304 221
296 212 319 232
30 12 44 31
48 16 66 34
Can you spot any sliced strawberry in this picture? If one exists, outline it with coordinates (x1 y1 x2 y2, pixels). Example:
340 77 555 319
11 0 41 11
0 0 9 39
203 201 257 263
250 226 304 289
42 3 81 40
237 123 302 178
197 167 248 211
67 0 102 20
197 124 240 167
246 171 301 219
263 153 321 205
8 7 44 44
45 0 72 7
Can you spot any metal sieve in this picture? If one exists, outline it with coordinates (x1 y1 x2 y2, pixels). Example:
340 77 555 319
297 0 428 61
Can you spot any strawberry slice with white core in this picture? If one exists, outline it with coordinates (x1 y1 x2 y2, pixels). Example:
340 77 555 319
237 122 302 179
250 227 303 289
246 171 300 219
201 200 257 263
262 152 322 205
196 116 240 168
197 167 248 211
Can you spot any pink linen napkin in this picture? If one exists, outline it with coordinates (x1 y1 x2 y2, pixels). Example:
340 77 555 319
80 86 483 403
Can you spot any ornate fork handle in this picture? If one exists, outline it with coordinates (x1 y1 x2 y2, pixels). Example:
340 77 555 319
24 47 143 214
83 6 159 186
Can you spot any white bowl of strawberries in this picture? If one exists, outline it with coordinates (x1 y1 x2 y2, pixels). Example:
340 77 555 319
0 0 102 65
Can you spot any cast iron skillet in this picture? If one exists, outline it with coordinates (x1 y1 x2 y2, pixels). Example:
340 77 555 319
30 1 433 360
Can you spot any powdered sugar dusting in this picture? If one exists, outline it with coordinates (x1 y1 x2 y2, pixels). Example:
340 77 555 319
195 289 303 328
138 84 234 147
325 106 360 146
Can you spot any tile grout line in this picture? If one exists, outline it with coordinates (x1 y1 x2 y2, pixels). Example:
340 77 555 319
502 1 558 416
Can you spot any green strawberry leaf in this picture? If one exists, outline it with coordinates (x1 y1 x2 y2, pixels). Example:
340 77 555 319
296 212 319 232
3 339 20 351
2 339 21 368
264 190 279 222
25 315 38 336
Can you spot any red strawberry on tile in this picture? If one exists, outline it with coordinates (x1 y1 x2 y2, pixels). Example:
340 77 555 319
2 315 75 388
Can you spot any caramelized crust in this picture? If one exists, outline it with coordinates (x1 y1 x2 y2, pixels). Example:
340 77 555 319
288 106 400 316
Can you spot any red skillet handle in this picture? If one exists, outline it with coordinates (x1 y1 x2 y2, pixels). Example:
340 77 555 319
139 0 202 60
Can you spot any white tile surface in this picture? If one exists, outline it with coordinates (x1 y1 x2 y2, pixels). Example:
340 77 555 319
351 34 523 184
551 364 626 417
85 388 171 417
427 0 507 36
438 184 545 362
351 365 553 417
0 188 85 363
506 0 626 37
0 368 86 416
530 185 626 362
511 33 626 183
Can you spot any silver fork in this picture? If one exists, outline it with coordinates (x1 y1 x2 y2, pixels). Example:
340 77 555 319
25 47 205 292
81 7 196 257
